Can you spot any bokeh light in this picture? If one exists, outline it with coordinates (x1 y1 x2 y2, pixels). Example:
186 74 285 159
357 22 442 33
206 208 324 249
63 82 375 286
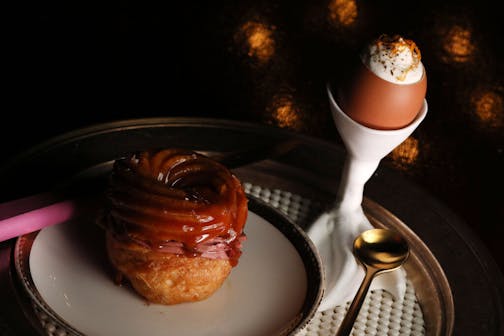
266 93 302 131
328 0 358 27
471 87 504 129
234 21 275 64
441 25 475 64
389 137 420 170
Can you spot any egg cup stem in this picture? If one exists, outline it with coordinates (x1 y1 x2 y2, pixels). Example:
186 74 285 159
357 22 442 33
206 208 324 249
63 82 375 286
336 156 380 212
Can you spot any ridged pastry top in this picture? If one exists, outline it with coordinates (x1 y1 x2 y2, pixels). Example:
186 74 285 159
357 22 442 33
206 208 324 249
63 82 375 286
104 148 248 266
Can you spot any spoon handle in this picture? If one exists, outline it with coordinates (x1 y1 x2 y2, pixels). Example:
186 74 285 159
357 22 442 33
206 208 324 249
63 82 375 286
336 267 378 336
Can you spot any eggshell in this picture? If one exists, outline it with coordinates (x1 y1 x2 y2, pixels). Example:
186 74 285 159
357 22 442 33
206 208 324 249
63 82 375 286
338 61 427 130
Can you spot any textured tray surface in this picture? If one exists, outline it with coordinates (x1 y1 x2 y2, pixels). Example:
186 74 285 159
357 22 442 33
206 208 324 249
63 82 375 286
244 183 425 336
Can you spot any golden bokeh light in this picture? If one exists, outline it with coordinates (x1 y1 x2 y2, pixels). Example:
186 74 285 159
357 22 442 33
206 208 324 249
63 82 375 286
235 21 275 64
471 88 504 129
266 93 302 131
328 0 358 27
389 137 420 170
442 25 475 63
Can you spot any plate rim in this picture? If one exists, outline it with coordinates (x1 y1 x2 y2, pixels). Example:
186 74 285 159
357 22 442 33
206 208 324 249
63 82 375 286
14 194 325 336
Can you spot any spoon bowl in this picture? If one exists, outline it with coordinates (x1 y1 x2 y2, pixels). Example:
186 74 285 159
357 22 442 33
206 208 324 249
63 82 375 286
354 228 409 271
336 228 409 336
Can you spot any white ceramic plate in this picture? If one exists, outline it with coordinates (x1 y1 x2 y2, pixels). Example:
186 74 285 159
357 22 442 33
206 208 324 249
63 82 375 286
15 197 323 336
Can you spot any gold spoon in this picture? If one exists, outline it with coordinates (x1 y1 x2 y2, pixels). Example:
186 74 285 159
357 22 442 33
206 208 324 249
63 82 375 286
336 228 409 336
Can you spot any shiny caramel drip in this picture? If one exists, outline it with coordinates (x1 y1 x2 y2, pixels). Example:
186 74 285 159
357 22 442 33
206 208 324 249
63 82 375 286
105 148 248 265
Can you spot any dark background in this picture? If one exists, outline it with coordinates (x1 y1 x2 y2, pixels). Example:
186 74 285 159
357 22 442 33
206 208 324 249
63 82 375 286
4 0 503 273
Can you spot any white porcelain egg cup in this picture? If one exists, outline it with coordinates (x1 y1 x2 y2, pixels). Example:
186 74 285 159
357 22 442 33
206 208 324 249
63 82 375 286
308 84 428 311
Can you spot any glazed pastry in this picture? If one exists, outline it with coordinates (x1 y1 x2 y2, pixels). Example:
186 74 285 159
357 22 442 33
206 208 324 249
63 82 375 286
101 148 248 305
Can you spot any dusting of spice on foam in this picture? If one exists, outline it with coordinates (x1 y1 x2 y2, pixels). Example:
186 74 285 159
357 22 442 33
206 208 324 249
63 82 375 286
361 34 424 84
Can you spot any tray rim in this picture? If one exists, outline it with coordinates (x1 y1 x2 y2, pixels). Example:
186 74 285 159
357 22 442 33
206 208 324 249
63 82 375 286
0 117 502 335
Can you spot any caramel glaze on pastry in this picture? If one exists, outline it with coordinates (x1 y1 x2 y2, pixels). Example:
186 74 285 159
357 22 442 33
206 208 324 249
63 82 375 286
101 148 248 305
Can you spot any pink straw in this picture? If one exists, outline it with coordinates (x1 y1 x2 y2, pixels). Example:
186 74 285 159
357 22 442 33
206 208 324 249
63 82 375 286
0 199 78 242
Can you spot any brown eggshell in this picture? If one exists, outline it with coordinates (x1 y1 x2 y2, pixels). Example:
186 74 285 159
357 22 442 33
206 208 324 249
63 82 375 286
338 61 427 130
